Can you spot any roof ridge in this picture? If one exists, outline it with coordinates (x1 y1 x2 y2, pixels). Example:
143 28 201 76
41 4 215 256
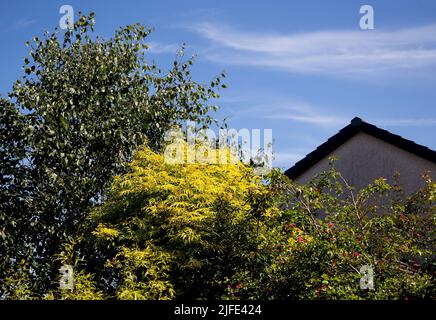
285 117 436 179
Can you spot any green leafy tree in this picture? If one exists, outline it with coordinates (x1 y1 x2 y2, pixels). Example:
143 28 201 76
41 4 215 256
0 12 223 296
2 12 434 301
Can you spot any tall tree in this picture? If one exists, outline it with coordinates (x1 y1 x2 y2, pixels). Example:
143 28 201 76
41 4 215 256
0 12 224 295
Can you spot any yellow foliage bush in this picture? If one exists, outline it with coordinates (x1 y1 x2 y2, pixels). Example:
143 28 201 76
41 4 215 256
88 142 269 299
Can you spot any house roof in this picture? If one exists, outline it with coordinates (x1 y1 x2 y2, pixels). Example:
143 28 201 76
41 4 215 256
285 117 436 180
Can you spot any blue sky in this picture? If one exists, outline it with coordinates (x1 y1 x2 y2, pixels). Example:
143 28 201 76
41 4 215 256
1 0 436 169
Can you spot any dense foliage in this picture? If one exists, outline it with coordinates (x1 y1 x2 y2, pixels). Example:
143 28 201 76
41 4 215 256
4 144 434 300
0 12 223 296
1 12 434 300
232 162 435 299
82 143 266 299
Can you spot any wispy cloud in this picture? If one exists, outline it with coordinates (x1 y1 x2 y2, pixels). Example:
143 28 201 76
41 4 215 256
267 113 348 126
235 98 349 127
189 22 436 77
148 41 182 54
15 18 37 28
1 18 37 32
222 90 436 129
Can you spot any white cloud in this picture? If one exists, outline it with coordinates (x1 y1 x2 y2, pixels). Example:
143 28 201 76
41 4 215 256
147 41 181 54
235 99 349 127
189 22 436 77
16 18 37 28
266 113 348 126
